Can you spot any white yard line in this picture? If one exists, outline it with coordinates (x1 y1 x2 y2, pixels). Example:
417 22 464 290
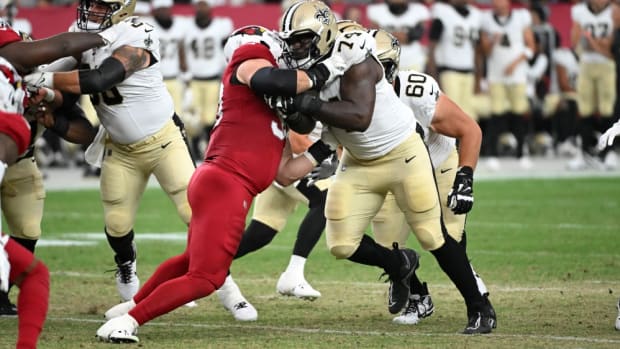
47 316 620 344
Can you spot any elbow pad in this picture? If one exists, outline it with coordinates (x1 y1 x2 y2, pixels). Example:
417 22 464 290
250 67 298 97
78 56 125 94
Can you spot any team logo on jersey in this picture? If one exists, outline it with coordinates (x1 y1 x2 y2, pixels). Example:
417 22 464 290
144 35 153 48
315 8 331 25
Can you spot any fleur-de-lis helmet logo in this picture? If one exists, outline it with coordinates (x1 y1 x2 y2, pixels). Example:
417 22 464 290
315 8 330 25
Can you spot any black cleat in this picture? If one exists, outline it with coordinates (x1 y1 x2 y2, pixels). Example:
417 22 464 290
0 291 17 317
484 295 497 329
462 311 493 334
387 243 419 314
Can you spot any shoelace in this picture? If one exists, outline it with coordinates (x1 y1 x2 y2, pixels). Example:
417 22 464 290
233 301 249 310
115 262 134 284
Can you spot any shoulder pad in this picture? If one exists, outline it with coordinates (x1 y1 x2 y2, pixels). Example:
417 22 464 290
332 31 375 68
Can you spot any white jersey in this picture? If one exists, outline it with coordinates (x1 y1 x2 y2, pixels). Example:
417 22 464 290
143 15 190 79
553 47 580 92
481 8 532 84
431 2 482 71
78 17 175 144
367 3 430 71
184 17 234 79
571 2 614 63
395 70 455 168
319 31 416 160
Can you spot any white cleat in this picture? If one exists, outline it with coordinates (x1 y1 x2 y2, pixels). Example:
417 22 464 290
216 276 258 321
115 259 140 302
96 314 139 343
104 299 136 320
276 272 321 301
392 307 420 325
615 298 620 331
184 301 198 308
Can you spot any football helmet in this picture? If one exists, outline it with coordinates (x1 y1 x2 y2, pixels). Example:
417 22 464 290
77 0 136 32
223 25 285 64
279 0 337 69
370 29 401 83
336 20 365 33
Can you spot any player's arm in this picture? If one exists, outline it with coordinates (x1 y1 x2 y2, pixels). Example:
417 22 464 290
431 94 482 170
556 64 574 93
479 30 496 57
570 22 583 50
426 18 443 78
275 136 334 186
585 31 613 58
0 32 105 73
236 58 313 95
288 130 314 154
293 57 380 132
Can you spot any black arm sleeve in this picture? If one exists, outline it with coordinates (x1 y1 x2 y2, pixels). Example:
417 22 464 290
428 19 444 42
249 67 298 97
78 56 126 94
407 23 425 43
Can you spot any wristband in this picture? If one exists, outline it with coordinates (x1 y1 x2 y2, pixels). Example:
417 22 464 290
457 166 474 176
41 87 55 103
303 140 333 166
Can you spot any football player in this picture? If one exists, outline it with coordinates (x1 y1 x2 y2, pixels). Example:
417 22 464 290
276 0 494 334
569 0 616 170
480 0 535 169
25 0 197 303
183 0 233 160
216 125 338 321
426 0 482 123
95 25 342 343
369 28 495 327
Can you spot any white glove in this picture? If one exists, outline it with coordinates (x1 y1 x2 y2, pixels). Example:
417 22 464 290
320 126 339 152
98 24 121 45
24 71 54 89
0 234 10 293
597 120 620 151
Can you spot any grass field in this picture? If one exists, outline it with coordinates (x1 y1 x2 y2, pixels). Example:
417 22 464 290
1 176 620 348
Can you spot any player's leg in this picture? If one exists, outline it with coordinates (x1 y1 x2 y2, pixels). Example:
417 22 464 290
507 83 531 162
570 62 599 169
325 148 419 315
484 83 509 168
394 134 492 333
4 236 49 349
594 61 617 168
0 158 45 316
101 142 149 301
276 180 326 300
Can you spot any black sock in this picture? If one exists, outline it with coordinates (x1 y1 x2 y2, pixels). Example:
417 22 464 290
105 229 136 264
348 235 401 276
460 230 467 250
431 235 483 313
235 220 277 259
409 272 424 295
292 191 327 258
11 237 37 253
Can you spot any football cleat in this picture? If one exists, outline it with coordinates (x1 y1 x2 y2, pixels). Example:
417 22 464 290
276 272 321 301
0 290 17 317
216 275 258 321
115 257 140 302
96 314 139 343
615 298 620 331
387 244 419 314
462 311 493 335
484 295 497 329
104 299 136 320
392 285 434 325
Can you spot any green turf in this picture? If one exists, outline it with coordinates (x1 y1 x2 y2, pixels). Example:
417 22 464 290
1 177 620 348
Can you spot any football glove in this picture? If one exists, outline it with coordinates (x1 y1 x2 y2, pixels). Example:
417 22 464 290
304 54 346 90
24 71 54 89
306 152 339 186
447 166 474 215
0 234 10 293
597 120 620 151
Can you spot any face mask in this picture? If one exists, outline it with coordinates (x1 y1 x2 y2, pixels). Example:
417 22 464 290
387 3 408 15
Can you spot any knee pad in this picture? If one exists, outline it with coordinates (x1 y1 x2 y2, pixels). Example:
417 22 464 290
105 211 133 237
328 244 358 259
411 220 445 251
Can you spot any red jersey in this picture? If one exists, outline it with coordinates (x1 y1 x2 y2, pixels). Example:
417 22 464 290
205 43 286 195
0 21 22 48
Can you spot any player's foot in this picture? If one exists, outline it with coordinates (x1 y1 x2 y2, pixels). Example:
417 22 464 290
462 310 493 334
615 298 620 331
484 294 497 329
115 257 139 302
96 314 139 343
393 283 434 325
276 272 321 301
387 244 419 314
216 275 258 321
105 299 136 320
0 290 17 317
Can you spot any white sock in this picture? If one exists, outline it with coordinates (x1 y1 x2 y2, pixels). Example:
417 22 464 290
285 255 307 275
470 264 489 296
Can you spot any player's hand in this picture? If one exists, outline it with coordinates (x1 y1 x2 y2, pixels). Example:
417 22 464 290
306 152 339 186
264 95 296 115
293 91 323 116
305 55 347 90
24 71 54 89
597 120 620 151
98 24 122 45
447 166 474 214
0 234 10 293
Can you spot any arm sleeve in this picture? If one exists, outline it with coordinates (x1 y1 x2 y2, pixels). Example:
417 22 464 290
428 19 444 42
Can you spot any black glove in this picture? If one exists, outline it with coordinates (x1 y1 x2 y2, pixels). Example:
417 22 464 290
447 166 474 214
306 152 339 186
285 112 316 134
293 91 323 116
264 95 296 115
304 63 330 91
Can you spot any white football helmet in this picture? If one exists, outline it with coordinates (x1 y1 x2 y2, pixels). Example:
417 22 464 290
370 28 401 83
279 0 337 69
223 25 285 65
77 0 136 32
